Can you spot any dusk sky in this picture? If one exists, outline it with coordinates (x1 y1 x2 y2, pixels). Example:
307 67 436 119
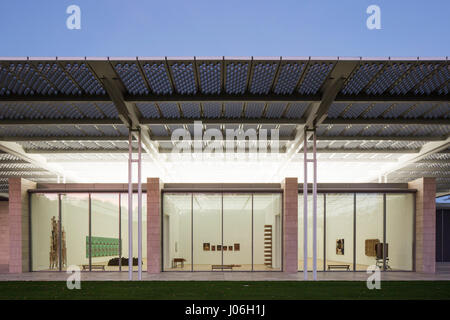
0 0 449 57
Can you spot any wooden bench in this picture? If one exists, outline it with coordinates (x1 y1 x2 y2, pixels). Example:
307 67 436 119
327 264 350 271
211 264 241 270
82 264 105 271
172 258 186 268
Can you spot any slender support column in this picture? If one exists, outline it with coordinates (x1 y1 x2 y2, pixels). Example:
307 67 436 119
127 130 133 280
312 129 317 281
137 130 142 280
303 129 308 280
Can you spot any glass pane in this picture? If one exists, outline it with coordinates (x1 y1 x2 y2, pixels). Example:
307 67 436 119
120 193 147 272
61 193 89 271
298 193 325 271
326 194 354 271
90 194 120 271
386 194 414 271
163 193 192 271
31 193 59 271
355 194 383 271
254 194 282 271
193 194 221 271
223 194 252 271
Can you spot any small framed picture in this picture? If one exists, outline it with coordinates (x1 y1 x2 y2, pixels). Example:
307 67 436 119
234 243 240 251
217 245 222 251
211 245 215 251
203 243 210 251
229 246 233 251
223 246 227 251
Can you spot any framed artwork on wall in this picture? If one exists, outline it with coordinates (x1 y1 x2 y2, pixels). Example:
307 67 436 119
212 245 215 251
229 246 233 251
203 243 210 251
223 246 227 251
217 245 222 251
234 243 240 251
336 239 344 255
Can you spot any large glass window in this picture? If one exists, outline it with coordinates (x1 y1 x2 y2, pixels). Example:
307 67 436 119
386 194 414 271
31 193 59 271
61 194 89 271
223 194 252 271
254 194 282 271
355 194 383 271
163 192 282 271
298 193 325 271
31 192 146 272
163 194 192 271
193 194 222 271
325 194 354 271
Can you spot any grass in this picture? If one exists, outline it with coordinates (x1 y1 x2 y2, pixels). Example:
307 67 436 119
0 281 449 300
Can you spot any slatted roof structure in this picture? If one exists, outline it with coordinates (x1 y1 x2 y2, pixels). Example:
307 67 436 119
0 56 449 194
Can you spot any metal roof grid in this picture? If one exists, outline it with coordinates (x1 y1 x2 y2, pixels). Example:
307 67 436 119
245 102 265 118
0 63 55 96
249 63 278 95
264 102 287 119
273 63 306 95
148 124 169 136
142 63 173 95
225 62 249 94
114 63 149 95
136 102 160 119
366 63 410 95
65 63 106 95
341 63 383 95
284 102 309 119
362 103 392 118
342 103 371 119
297 62 334 95
390 63 437 95
327 103 349 118
180 102 200 118
202 102 222 118
198 62 221 94
415 64 449 95
158 102 180 118
36 63 80 95
170 63 197 95
224 102 243 118
382 103 414 118
423 103 449 118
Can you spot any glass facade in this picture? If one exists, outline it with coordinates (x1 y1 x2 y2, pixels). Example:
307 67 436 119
30 189 414 272
298 192 415 271
31 192 146 272
163 193 282 271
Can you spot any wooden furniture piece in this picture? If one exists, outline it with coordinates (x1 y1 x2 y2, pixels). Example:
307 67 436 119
264 225 273 268
172 258 186 268
211 264 242 270
327 264 350 271
82 264 105 271
375 243 391 270
365 239 380 257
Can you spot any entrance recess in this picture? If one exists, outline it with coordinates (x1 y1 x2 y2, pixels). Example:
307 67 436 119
162 192 282 271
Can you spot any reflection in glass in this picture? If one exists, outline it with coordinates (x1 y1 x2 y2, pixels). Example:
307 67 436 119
223 194 252 271
355 194 383 271
325 194 354 271
386 194 414 271
31 193 59 271
193 194 221 271
298 194 324 271
163 194 192 271
254 194 282 271
61 193 89 271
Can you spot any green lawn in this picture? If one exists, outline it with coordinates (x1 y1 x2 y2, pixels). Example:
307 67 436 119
0 281 449 300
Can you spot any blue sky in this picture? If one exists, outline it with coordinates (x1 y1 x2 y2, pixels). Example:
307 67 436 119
0 0 448 57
